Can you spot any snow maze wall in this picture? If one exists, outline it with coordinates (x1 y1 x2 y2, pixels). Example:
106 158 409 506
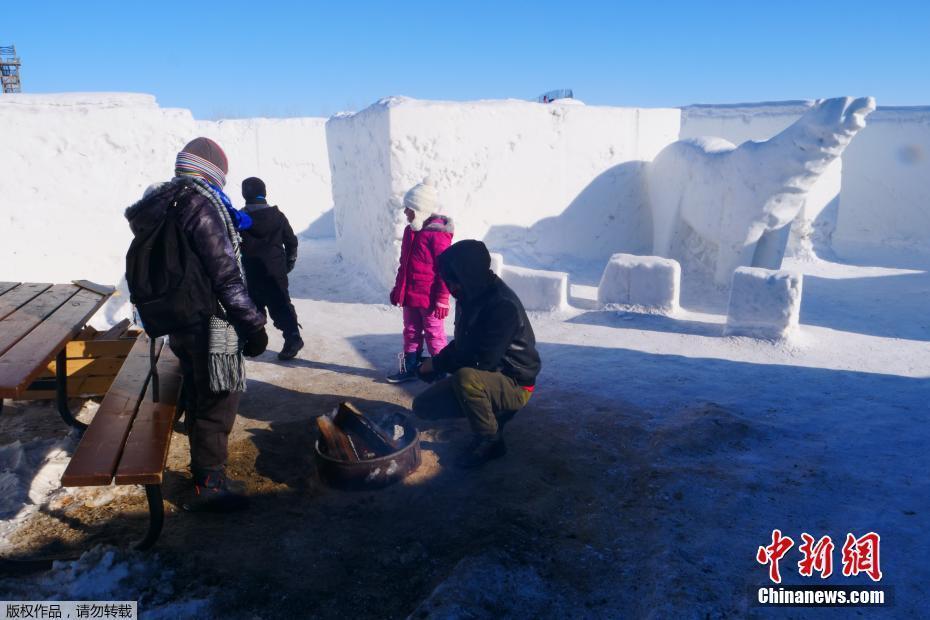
1 93 928 303
0 93 334 292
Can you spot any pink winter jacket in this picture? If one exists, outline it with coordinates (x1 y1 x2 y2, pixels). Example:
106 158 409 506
390 215 454 309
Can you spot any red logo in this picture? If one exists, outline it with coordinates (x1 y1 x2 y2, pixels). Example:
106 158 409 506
841 532 883 582
757 529 794 584
759 530 882 583
798 533 834 578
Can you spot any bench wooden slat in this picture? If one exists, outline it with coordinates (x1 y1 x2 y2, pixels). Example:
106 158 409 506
61 337 163 486
64 339 138 359
0 288 109 397
97 318 132 340
42 356 127 378
23 376 121 400
0 283 52 321
0 284 79 357
115 347 182 485
0 282 21 298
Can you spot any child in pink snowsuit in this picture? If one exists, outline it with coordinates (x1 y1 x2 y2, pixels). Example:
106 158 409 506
387 179 454 383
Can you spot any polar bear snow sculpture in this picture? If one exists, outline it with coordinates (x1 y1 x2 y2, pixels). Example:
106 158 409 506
648 96 875 285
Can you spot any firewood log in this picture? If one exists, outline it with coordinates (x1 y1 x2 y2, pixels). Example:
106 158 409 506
333 401 400 455
316 415 359 461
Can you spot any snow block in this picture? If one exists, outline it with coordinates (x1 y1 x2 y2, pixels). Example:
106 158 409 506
500 265 568 312
489 253 504 276
725 267 803 339
597 253 681 313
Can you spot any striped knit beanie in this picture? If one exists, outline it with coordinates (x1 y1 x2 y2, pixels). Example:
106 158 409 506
175 137 228 188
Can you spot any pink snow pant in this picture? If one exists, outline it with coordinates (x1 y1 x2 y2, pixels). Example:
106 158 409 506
403 306 447 356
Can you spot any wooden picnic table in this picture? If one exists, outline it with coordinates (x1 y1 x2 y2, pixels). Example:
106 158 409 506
0 280 114 430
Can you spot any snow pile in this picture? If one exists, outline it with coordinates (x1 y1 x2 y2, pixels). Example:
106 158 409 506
499 264 569 312
724 267 803 340
597 253 681 313
833 106 930 257
410 552 568 618
649 97 874 286
0 545 213 618
489 252 504 276
0 436 75 545
0 93 333 305
328 97 680 289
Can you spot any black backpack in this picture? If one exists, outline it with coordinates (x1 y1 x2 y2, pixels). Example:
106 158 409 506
126 188 215 338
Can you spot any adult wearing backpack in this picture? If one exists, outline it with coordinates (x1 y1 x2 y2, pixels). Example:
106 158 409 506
125 137 267 512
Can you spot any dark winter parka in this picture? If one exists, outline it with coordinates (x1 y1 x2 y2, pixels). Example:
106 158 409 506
125 177 266 334
240 200 299 278
432 240 541 386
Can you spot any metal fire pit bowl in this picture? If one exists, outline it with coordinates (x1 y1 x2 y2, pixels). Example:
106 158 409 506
314 411 421 489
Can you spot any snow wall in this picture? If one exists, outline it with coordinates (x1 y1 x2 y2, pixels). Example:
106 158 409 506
327 97 681 289
2 93 927 308
0 93 333 291
833 106 930 258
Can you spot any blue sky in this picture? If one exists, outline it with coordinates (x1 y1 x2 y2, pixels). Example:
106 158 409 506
4 1 927 118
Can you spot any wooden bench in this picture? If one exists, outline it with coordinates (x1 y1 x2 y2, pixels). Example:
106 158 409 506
0 281 113 427
61 335 183 550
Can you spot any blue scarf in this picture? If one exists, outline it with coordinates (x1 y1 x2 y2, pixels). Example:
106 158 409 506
208 182 252 231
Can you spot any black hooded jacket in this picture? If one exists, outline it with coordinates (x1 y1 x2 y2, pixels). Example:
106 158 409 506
432 240 541 386
240 200 299 277
125 177 266 335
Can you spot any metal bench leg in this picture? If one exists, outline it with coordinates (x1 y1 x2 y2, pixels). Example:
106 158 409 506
135 484 165 551
56 348 87 432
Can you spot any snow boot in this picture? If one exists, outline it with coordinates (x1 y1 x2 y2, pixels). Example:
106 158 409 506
278 333 304 361
455 434 507 469
183 470 249 513
386 351 420 384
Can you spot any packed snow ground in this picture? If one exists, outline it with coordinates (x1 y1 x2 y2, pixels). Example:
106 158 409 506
1 238 927 618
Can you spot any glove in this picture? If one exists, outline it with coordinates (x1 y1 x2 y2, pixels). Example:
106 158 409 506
242 327 268 357
390 288 400 306
286 260 296 274
432 304 449 320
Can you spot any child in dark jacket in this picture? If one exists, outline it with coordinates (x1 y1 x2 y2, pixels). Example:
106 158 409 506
387 178 454 383
239 177 303 360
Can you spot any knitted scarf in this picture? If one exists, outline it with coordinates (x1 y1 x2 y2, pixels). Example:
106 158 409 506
179 175 248 393
175 150 252 230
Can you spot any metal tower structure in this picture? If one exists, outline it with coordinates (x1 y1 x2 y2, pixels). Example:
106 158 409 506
1 45 22 93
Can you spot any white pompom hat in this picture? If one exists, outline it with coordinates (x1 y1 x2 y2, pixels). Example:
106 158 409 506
403 177 440 231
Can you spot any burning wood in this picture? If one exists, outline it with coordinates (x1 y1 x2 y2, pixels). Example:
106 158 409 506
315 415 359 461
316 401 404 462
333 402 401 454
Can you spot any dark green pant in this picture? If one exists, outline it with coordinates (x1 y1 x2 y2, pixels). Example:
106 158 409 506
412 368 532 437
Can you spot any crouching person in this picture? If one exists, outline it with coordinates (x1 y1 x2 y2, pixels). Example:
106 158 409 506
126 138 268 512
412 240 541 468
